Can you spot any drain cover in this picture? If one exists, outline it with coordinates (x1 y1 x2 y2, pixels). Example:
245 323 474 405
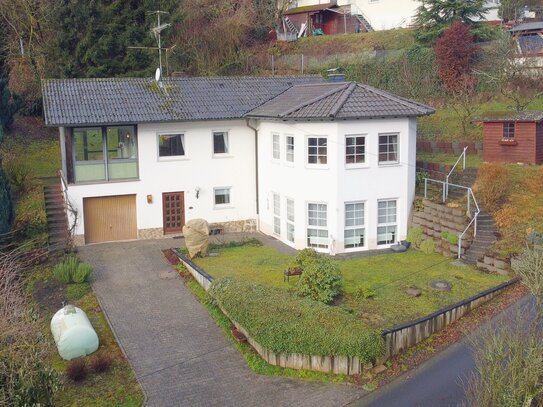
429 280 452 291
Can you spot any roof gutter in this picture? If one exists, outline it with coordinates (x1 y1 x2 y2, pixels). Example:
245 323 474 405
245 118 260 218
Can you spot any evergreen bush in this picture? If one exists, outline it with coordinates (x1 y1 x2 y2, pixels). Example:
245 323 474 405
296 257 343 303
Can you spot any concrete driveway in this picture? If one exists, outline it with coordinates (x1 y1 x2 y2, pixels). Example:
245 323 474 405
79 239 365 407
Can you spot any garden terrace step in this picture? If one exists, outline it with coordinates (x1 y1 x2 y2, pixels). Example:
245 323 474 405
42 178 69 253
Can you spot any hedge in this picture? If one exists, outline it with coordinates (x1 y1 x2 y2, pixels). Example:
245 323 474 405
210 278 385 363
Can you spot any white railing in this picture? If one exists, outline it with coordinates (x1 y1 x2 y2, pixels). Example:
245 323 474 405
445 146 468 199
424 177 480 259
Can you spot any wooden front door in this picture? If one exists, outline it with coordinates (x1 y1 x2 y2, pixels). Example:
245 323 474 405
83 195 137 243
162 192 185 234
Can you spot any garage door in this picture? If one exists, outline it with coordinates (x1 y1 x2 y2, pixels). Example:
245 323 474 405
83 195 137 243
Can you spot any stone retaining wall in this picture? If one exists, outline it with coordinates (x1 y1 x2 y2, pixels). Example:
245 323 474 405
477 255 511 275
411 199 472 257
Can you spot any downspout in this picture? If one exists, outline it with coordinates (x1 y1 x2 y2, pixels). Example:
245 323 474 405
245 118 260 223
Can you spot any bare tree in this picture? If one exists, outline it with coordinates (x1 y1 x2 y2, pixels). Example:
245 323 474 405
512 247 543 322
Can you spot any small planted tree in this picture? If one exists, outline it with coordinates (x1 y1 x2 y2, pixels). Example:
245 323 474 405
296 257 343 304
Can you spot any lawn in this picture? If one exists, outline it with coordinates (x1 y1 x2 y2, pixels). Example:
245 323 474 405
28 264 144 407
193 243 509 328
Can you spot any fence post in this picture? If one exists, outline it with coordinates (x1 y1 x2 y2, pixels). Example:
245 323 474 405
458 237 462 259
442 182 446 203
424 178 428 199
467 189 471 214
301 54 304 74
271 55 275 76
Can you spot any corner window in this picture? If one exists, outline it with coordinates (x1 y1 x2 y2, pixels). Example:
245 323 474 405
213 131 229 155
346 135 366 165
377 199 397 245
158 134 185 157
214 187 231 206
286 135 294 162
503 122 515 140
286 198 295 243
344 202 365 248
307 203 328 248
307 136 327 165
272 133 280 160
273 193 281 235
378 133 398 164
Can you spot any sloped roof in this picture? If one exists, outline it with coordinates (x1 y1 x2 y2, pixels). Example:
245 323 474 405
475 111 543 123
247 82 435 119
284 2 337 15
510 21 543 33
42 76 324 126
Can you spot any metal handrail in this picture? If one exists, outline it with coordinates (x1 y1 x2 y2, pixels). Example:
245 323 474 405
58 169 68 193
445 146 468 199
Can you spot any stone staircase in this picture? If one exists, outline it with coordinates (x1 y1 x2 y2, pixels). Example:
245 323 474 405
447 168 478 201
461 210 498 265
43 179 70 252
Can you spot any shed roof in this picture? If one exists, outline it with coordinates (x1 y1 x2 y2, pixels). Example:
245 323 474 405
476 111 543 123
247 82 435 120
510 21 543 33
284 2 338 15
42 76 324 126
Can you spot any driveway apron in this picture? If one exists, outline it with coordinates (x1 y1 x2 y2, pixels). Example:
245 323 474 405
79 239 364 407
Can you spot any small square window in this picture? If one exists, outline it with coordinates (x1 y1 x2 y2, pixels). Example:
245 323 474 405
346 135 365 165
213 132 229 154
307 136 327 165
214 187 231 205
378 134 399 164
503 122 515 140
158 134 185 157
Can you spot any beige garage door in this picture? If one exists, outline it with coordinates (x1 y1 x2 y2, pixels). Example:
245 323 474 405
83 195 137 244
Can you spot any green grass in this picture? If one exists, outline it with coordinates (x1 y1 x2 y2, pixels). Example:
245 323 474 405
177 264 352 383
417 152 482 168
28 265 144 407
194 245 509 328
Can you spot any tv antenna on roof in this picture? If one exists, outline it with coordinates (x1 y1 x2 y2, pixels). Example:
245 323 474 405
128 10 175 80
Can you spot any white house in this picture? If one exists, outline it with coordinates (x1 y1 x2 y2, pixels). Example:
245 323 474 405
42 75 434 254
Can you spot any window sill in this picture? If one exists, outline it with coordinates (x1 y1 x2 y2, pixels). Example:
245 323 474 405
305 164 329 170
213 153 233 159
378 162 401 167
70 178 140 186
158 156 190 162
213 205 233 210
499 140 518 146
345 164 369 170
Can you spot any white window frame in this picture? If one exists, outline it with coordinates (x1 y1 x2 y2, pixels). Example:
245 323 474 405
306 136 328 167
157 132 187 161
286 197 295 243
344 202 365 249
377 199 398 246
345 134 366 167
272 133 280 160
273 193 281 236
214 187 231 207
307 202 328 249
285 135 294 163
378 133 399 165
212 131 230 156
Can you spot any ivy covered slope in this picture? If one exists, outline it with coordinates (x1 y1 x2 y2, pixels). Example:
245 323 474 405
210 278 384 363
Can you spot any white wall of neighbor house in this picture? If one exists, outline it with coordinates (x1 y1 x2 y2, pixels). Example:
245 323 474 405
65 119 257 237
256 117 416 254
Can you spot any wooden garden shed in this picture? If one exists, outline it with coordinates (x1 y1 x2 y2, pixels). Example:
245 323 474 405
478 112 543 165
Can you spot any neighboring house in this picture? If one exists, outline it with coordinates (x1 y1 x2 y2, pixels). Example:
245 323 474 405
479 112 543 164
510 21 543 70
42 75 434 254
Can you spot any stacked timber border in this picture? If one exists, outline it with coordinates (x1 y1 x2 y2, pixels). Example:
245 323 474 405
172 249 519 374
417 141 483 155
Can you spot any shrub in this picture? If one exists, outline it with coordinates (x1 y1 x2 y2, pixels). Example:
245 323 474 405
3 159 33 197
420 239 436 254
354 283 377 300
72 262 93 283
210 277 384 362
53 257 76 283
65 358 87 382
441 230 459 245
407 226 424 248
474 163 510 212
296 257 343 303
293 248 320 269
89 352 113 373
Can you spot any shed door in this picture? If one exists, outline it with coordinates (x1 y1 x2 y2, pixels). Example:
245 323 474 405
162 192 185 234
83 195 137 244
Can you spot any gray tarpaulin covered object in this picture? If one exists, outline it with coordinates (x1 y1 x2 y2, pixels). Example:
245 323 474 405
183 219 210 258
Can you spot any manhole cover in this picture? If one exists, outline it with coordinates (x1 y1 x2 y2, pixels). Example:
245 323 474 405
429 280 452 291
159 271 177 280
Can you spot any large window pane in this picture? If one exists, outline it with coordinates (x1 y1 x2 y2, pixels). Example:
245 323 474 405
74 128 103 161
377 200 397 245
307 203 328 248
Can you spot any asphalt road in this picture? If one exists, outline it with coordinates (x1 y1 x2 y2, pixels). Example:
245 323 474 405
351 295 534 407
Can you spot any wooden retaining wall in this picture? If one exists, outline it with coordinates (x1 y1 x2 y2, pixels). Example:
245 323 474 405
173 249 214 291
382 278 520 358
417 141 483 155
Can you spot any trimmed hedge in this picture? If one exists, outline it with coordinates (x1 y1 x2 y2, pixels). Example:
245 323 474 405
210 278 384 363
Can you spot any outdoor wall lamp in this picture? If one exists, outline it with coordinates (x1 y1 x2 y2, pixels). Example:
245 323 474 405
147 194 153 204
195 187 201 199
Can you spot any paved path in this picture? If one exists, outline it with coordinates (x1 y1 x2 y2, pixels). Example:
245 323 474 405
350 296 534 407
79 239 364 407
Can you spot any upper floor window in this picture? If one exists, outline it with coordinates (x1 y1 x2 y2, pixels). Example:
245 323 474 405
503 122 515 140
158 133 185 157
378 133 398 164
213 131 229 155
307 136 327 165
272 133 280 160
345 135 366 165
72 126 137 183
286 135 294 162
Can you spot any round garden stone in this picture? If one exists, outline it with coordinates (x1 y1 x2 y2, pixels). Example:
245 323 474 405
429 280 452 291
406 287 421 297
